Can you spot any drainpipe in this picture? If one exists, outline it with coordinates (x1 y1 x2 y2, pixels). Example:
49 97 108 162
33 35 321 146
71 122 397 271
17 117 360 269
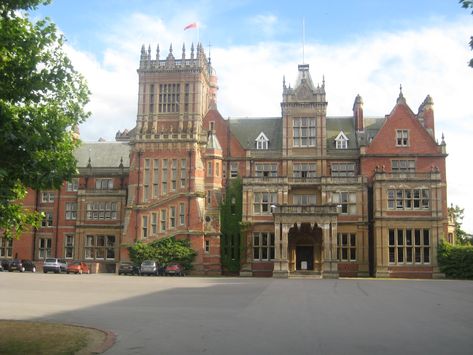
55 187 61 257
32 189 40 260
135 150 142 241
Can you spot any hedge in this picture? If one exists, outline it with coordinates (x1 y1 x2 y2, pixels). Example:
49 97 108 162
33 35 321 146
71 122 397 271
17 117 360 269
437 242 473 279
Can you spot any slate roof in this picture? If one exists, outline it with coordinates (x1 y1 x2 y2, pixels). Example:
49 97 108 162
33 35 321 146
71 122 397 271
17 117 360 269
326 116 357 151
74 142 131 168
228 117 282 150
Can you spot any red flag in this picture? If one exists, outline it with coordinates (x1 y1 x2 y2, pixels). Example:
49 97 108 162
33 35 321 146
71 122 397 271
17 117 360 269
184 22 198 30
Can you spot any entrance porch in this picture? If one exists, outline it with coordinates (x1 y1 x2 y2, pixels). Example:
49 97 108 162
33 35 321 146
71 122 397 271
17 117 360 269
272 205 339 279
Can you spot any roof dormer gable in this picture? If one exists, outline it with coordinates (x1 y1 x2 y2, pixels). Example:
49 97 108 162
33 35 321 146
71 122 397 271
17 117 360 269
255 132 269 150
335 131 349 149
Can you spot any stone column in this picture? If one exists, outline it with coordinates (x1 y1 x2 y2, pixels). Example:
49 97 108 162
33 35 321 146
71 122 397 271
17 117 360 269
273 222 289 278
321 222 339 279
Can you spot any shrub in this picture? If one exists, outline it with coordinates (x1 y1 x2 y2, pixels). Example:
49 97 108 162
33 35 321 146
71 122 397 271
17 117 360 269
128 237 197 270
438 242 473 279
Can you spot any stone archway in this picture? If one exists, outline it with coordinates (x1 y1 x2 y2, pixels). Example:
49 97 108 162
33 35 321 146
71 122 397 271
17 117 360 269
288 223 323 273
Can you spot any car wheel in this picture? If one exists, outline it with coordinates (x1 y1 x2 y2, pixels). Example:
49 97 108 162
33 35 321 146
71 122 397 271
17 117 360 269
79 270 83 275
32 267 36 273
54 270 59 274
43 270 47 273
67 271 70 274
20 267 25 272
87 270 90 274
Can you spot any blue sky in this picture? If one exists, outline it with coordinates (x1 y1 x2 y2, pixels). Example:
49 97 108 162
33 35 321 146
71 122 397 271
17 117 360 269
31 0 473 231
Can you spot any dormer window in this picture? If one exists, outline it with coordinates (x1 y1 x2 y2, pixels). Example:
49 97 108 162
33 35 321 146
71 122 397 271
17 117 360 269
255 132 269 150
335 131 349 149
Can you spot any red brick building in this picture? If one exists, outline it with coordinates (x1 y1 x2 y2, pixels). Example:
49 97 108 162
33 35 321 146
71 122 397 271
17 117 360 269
2 43 448 278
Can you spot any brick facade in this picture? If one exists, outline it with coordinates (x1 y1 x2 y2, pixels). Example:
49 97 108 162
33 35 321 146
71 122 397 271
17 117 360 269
4 44 448 278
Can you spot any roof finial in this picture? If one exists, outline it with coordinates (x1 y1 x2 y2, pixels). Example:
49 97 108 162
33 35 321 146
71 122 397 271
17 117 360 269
182 43 186 59
191 42 195 59
169 43 173 54
283 75 286 89
156 44 160 60
302 17 305 64
400 83 403 94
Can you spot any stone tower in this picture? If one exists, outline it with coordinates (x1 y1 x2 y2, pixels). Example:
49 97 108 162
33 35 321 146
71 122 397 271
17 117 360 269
122 42 221 274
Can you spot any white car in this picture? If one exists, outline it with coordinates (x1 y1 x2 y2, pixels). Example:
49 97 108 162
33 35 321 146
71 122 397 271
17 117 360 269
43 258 67 273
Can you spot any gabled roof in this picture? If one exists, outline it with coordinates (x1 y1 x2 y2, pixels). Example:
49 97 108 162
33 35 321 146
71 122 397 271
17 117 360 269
255 132 269 142
74 142 130 168
228 117 282 150
335 131 349 141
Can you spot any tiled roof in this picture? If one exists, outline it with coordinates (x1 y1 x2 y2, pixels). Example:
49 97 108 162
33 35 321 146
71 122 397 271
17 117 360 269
74 142 131 168
228 117 282 150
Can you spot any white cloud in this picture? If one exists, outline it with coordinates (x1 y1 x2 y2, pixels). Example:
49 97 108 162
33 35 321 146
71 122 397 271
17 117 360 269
64 14 473 232
249 14 279 36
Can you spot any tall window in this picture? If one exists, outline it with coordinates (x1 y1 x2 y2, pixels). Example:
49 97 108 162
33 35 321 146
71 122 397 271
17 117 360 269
66 178 79 192
180 159 187 188
230 162 239 178
161 159 168 195
333 192 356 214
143 159 150 202
86 202 118 220
171 159 177 191
160 209 167 232
41 211 53 227
96 178 113 190
396 129 409 146
151 213 157 235
153 159 159 197
170 206 176 228
255 163 277 177
293 118 316 147
179 203 185 225
85 235 115 260
207 161 213 176
253 192 277 214
331 162 356 177
293 195 316 205
253 232 275 261
392 160 415 173
389 229 430 264
64 235 74 259
149 84 155 113
0 238 13 258
337 233 356 261
142 216 148 238
205 239 210 254
38 238 51 259
387 189 430 210
41 191 55 203
65 202 77 220
184 83 190 112
158 83 180 113
293 163 316 178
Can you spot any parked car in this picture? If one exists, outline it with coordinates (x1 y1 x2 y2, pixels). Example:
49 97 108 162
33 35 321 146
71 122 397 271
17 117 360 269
0 259 12 271
43 258 68 273
118 262 141 275
9 259 37 273
67 261 90 274
165 263 184 276
140 260 159 276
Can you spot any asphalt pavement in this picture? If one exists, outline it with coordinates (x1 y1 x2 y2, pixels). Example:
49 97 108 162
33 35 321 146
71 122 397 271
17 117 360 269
1 272 472 355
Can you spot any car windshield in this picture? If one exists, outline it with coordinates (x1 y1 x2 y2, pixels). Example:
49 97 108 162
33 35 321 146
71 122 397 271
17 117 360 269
142 260 154 265
71 261 81 265
45 258 57 263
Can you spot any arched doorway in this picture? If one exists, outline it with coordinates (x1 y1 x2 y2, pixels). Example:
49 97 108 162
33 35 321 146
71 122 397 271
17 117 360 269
288 223 323 273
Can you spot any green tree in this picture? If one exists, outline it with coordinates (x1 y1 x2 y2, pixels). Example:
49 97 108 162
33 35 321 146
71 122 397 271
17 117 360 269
128 237 197 270
448 204 472 245
460 0 473 67
0 0 90 238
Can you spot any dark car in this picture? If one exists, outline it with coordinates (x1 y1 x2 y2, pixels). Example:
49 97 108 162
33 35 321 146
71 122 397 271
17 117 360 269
1 259 12 271
164 263 184 276
9 259 37 273
118 262 141 275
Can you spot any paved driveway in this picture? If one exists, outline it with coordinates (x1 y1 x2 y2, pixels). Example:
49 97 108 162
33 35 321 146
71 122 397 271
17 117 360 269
1 273 472 355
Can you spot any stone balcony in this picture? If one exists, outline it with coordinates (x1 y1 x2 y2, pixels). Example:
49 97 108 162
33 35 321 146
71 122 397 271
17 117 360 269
373 171 442 182
271 204 339 216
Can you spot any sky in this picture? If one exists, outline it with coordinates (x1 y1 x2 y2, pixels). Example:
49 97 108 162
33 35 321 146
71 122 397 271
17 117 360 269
32 0 473 232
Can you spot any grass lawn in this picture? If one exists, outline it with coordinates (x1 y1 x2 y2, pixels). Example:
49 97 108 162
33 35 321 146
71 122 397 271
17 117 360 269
0 320 106 355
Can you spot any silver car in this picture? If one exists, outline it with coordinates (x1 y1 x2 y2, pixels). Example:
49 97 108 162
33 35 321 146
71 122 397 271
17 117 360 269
43 258 67 273
140 260 159 276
